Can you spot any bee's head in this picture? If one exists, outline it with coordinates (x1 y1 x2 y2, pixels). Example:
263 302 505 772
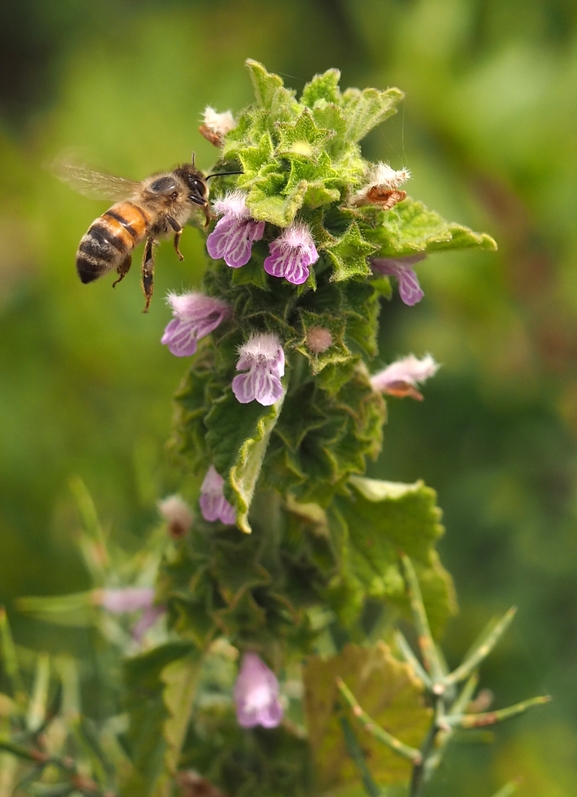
174 164 208 206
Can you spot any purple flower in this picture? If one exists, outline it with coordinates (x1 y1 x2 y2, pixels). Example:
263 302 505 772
132 605 166 642
161 291 231 357
98 587 157 614
206 191 265 268
263 222 319 285
199 466 236 525
96 587 165 642
370 254 426 306
232 333 285 406
234 652 283 729
370 354 439 400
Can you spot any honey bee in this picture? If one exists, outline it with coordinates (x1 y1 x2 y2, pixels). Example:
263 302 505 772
57 156 231 312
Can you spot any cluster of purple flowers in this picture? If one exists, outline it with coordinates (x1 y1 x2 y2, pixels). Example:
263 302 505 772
205 189 426 302
207 191 319 286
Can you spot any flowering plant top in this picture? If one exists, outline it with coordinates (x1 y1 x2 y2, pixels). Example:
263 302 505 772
170 59 496 537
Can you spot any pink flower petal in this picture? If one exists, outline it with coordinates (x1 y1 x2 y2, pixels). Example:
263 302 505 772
234 653 283 729
199 466 236 525
232 333 285 406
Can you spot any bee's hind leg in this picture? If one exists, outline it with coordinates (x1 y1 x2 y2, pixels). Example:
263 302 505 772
141 237 156 313
112 254 132 288
167 215 184 261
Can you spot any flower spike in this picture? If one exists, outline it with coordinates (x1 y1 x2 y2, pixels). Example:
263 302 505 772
161 291 231 357
371 254 426 306
263 222 319 285
232 332 285 406
234 652 283 729
206 190 265 268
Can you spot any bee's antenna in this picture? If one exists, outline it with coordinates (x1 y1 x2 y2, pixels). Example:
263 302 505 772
191 152 196 167
206 170 243 180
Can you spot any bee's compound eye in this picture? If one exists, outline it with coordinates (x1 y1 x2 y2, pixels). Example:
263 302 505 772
192 178 207 196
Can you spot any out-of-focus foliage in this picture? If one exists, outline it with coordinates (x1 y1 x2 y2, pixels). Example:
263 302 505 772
0 0 576 794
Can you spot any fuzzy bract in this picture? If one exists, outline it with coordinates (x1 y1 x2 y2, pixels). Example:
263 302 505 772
201 106 236 143
158 494 193 538
232 332 285 406
370 254 426 306
371 354 439 400
161 292 231 357
206 191 265 268
233 652 283 729
199 466 236 525
263 222 319 285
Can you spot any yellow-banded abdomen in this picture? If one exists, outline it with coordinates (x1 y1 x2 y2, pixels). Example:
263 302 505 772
76 201 152 284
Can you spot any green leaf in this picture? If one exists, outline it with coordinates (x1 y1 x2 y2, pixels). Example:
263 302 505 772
245 59 300 122
341 86 404 142
16 591 97 628
365 197 498 256
342 281 380 357
294 310 351 377
333 477 456 636
266 371 385 506
247 177 308 227
161 651 203 779
121 641 195 797
303 643 430 792
325 222 377 282
276 108 334 163
237 132 277 177
301 69 342 107
205 388 286 534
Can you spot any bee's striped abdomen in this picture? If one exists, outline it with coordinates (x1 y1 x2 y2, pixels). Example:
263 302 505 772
76 202 151 284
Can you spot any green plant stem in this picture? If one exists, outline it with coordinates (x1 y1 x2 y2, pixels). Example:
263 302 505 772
444 695 551 729
336 677 422 764
408 694 445 797
400 556 444 682
339 715 381 797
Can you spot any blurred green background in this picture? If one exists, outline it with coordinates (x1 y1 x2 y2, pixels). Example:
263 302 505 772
1 0 576 793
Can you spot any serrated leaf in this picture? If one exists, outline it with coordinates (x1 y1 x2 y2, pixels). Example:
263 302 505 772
206 388 286 533
303 643 430 791
301 69 342 107
341 86 404 142
333 477 456 635
246 176 308 226
295 310 351 376
266 372 385 506
245 59 300 122
343 281 380 357
276 108 334 162
325 222 377 282
366 197 498 256
237 132 276 176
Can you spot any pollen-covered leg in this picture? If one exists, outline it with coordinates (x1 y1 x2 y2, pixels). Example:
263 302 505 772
141 237 156 313
112 254 132 288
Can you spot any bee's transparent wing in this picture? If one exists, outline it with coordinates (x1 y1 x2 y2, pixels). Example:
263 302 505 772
51 156 141 201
